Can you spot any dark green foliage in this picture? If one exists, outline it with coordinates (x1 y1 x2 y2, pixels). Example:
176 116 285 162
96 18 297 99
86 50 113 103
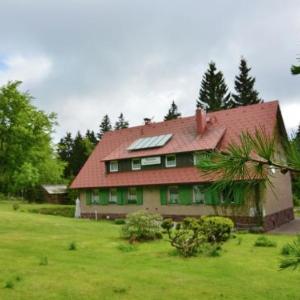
200 216 234 243
68 241 77 251
85 129 98 145
291 65 300 75
164 100 181 121
280 236 300 270
121 210 163 242
113 287 127 294
254 236 277 247
232 58 262 107
117 244 138 252
28 206 75 218
12 203 20 211
114 218 126 225
199 243 222 257
197 62 231 112
114 113 129 130
39 256 48 266
98 114 112 139
4 280 14 289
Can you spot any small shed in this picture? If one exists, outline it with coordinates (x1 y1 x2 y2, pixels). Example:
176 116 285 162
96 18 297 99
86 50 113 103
41 184 68 204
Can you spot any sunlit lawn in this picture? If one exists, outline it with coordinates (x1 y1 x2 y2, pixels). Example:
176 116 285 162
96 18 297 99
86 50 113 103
0 200 299 300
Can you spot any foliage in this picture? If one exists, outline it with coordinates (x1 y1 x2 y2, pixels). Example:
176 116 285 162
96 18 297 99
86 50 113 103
280 236 300 270
97 114 112 139
291 65 300 75
0 81 64 197
164 100 181 121
39 256 48 266
4 280 14 289
28 206 75 218
114 218 126 225
12 203 20 211
197 62 231 112
114 113 129 130
200 216 234 243
231 58 262 107
117 243 138 252
121 210 163 242
68 241 77 251
254 236 277 247
162 216 233 257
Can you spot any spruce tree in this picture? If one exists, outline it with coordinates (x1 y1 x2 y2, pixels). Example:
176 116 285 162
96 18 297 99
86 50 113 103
197 62 231 112
85 129 98 145
57 132 74 178
97 114 112 139
114 113 129 130
164 101 181 121
232 58 262 106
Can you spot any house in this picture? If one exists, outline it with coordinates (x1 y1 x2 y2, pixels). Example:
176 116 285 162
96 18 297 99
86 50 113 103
70 101 294 230
41 184 68 204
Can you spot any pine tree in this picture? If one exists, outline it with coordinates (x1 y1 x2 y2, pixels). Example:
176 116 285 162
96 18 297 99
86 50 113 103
232 58 262 106
164 100 181 121
57 132 74 178
85 130 98 145
97 114 112 139
197 62 231 112
114 113 129 130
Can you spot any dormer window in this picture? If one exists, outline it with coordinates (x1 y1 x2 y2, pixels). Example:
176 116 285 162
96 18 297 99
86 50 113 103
165 154 176 168
110 161 118 172
132 158 141 170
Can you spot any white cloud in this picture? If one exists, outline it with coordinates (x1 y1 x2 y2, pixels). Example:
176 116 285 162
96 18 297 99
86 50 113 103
280 100 300 133
0 54 52 87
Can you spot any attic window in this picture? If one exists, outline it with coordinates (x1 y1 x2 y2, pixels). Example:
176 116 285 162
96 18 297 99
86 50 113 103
165 154 176 168
127 134 172 151
132 158 141 170
110 161 118 172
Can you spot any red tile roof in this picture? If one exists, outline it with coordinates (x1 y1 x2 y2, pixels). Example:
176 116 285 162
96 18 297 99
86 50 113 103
70 101 280 189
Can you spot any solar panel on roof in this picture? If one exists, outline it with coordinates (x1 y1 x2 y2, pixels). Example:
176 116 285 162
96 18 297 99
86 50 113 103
127 134 173 151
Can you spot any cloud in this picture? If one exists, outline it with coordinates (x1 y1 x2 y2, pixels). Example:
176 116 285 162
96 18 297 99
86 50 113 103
0 0 299 141
0 54 52 87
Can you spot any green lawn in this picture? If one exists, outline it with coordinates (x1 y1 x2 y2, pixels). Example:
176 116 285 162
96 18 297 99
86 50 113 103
0 201 299 300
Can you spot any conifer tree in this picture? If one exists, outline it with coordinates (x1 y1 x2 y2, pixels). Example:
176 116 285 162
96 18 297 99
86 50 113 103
57 132 74 178
197 62 231 112
85 129 98 145
114 113 129 130
232 58 262 106
97 114 112 139
164 100 181 121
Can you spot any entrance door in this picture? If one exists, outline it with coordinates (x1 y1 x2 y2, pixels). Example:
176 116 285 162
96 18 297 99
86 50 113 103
143 187 161 213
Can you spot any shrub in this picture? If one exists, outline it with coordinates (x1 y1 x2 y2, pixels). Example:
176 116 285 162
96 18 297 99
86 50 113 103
254 236 277 247
280 236 300 270
28 206 75 218
114 218 126 225
121 210 163 242
4 280 14 289
117 244 138 252
200 216 234 243
199 243 222 257
12 203 20 211
68 241 77 251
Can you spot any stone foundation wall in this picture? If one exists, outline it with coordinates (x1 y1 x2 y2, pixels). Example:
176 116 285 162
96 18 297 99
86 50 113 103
263 207 294 231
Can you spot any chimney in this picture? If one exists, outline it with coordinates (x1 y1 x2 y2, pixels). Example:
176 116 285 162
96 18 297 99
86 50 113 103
144 117 151 125
196 108 207 134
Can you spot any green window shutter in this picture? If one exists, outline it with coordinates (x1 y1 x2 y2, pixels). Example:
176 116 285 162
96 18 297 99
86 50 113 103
233 184 246 205
99 189 109 205
117 188 124 205
86 190 92 205
160 186 167 205
137 187 143 205
179 185 192 205
204 188 219 205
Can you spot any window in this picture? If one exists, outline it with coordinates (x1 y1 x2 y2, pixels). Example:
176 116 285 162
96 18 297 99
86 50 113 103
193 185 205 204
92 190 99 204
110 161 118 172
168 186 179 204
127 187 137 204
165 154 176 168
132 158 141 170
109 188 117 204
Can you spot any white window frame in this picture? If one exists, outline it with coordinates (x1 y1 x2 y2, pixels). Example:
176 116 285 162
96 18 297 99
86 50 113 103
168 186 179 204
165 154 176 168
92 189 99 204
127 187 137 204
193 152 199 166
131 158 141 170
109 188 117 204
110 160 118 172
193 185 205 204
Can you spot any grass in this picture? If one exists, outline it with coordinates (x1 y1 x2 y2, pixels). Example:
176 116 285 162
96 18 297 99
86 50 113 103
0 201 299 299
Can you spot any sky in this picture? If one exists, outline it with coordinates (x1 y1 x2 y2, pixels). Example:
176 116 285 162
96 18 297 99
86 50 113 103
0 0 299 141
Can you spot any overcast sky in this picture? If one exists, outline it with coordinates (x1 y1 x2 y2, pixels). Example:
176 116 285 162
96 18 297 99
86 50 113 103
0 0 299 141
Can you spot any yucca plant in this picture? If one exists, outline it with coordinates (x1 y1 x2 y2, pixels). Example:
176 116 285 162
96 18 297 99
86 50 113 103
280 239 300 270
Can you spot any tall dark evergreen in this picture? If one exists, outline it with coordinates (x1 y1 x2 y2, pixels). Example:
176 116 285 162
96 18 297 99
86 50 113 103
114 113 129 130
57 132 74 178
164 101 181 121
97 114 112 139
85 129 98 145
232 58 262 106
197 62 231 112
